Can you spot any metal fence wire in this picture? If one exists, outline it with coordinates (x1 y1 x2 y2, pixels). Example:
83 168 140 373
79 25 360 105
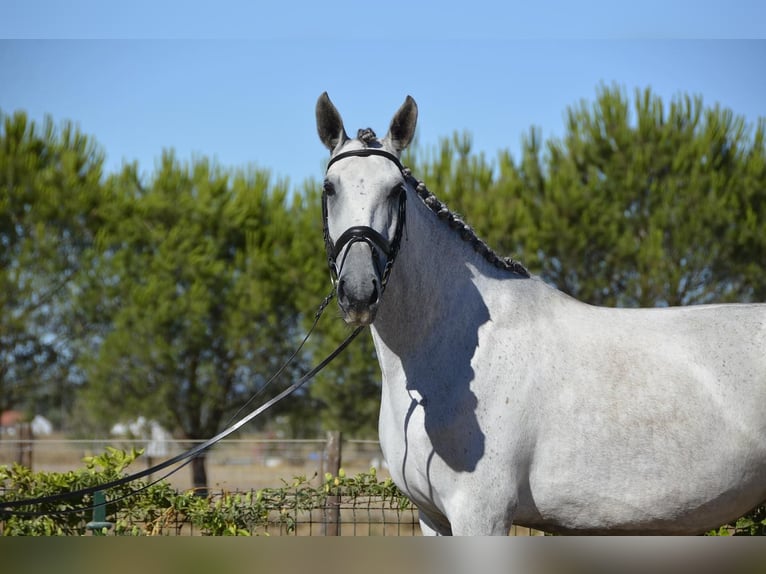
0 488 422 537
188 491 422 536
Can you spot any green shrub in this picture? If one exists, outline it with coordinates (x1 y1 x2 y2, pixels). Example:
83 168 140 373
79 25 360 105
0 449 413 536
706 505 766 536
0 447 177 535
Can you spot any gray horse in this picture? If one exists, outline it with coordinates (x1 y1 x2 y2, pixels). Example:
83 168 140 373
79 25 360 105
316 92 766 535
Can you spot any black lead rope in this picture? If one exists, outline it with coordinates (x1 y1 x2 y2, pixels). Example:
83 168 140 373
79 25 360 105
0 294 363 517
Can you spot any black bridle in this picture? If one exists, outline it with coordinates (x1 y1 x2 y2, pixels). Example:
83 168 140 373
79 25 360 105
321 148 408 293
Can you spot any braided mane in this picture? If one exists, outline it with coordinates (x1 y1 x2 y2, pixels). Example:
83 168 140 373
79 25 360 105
401 167 529 277
348 130 529 277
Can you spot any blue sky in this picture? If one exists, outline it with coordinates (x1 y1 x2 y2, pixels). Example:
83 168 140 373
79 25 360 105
1 2 765 188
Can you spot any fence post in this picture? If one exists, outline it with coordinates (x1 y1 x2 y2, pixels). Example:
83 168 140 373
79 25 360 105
324 430 342 536
15 422 33 469
86 490 114 535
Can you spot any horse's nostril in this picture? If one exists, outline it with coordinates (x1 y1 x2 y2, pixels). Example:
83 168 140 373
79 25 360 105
368 279 380 306
337 276 379 315
337 279 348 303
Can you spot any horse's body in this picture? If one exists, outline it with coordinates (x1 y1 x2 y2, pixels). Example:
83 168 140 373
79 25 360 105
315 93 766 535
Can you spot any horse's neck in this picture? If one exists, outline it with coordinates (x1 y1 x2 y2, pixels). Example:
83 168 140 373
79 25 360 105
371 197 491 355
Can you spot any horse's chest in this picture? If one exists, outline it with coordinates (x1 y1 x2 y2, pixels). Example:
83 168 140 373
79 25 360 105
374 330 515 511
378 377 489 512
378 398 444 506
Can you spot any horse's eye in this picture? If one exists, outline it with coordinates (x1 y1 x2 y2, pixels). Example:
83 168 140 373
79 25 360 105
323 180 336 196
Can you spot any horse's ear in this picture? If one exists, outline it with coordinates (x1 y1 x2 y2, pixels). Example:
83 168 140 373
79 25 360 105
316 92 349 151
384 95 418 153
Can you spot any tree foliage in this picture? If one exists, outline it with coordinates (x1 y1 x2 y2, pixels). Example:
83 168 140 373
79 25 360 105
77 154 317 488
407 85 766 307
0 111 104 423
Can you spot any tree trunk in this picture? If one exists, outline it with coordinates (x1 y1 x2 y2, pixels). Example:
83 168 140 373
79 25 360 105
190 454 208 496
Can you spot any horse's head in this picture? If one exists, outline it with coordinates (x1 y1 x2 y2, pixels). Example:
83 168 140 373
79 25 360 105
316 92 418 326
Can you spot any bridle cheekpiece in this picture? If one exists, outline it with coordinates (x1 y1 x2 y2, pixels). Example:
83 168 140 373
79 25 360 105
321 148 408 294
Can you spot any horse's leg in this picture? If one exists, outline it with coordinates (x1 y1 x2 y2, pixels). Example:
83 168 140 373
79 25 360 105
449 497 515 536
418 509 452 536
450 514 512 536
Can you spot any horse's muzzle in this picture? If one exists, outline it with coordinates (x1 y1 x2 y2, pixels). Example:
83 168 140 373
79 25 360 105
337 276 380 326
336 265 381 327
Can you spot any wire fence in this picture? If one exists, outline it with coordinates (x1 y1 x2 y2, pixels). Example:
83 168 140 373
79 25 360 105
0 433 548 536
123 491 422 536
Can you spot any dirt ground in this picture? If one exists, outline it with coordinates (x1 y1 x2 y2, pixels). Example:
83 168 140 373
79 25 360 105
0 433 388 491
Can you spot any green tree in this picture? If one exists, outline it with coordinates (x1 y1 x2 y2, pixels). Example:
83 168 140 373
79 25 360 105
532 86 766 306
0 110 105 425
408 86 766 308
78 153 314 490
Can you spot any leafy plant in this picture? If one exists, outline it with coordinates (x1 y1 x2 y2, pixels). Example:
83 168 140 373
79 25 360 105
0 447 168 535
706 504 766 536
1 450 414 536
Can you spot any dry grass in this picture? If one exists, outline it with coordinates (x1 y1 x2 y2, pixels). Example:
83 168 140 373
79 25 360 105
0 432 388 491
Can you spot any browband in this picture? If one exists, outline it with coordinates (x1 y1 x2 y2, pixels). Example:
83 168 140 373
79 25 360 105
326 148 405 173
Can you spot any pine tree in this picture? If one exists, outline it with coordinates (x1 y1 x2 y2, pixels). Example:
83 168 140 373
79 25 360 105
0 111 104 425
407 86 766 308
78 153 310 489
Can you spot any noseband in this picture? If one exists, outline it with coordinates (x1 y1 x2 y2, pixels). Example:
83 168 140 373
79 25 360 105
322 148 408 293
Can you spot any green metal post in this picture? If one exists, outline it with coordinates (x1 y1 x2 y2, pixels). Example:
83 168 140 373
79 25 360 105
85 490 114 535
